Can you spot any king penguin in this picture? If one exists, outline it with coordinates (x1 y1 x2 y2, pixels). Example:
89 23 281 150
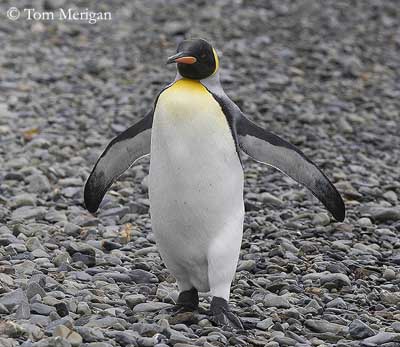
84 38 345 329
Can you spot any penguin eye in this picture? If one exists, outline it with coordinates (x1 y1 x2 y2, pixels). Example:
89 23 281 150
200 53 207 59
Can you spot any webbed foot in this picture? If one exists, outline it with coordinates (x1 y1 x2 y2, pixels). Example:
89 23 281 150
210 296 243 330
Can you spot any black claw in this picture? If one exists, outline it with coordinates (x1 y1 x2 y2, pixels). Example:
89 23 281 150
210 297 244 330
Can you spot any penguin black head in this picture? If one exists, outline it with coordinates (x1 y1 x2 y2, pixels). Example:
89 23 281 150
167 39 219 80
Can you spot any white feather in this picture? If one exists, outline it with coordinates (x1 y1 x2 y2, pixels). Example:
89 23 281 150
149 79 244 299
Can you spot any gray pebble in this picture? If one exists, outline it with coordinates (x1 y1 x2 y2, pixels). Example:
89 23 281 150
132 302 173 313
125 294 146 309
349 319 376 339
0 288 28 310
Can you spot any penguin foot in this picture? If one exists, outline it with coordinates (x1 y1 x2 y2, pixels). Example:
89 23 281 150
175 287 199 312
210 296 244 330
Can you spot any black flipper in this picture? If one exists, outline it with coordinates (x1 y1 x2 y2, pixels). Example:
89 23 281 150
84 111 153 213
207 90 345 222
236 115 345 221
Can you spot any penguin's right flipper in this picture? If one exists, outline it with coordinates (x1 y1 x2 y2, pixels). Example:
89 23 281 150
206 89 345 222
84 111 153 213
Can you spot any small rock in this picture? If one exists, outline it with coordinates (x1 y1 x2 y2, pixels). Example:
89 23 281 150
383 191 398 204
55 302 69 317
132 302 173 313
27 173 51 193
358 217 373 227
237 259 256 272
31 303 55 315
349 319 375 339
381 291 400 305
312 212 331 226
76 302 91 315
26 237 44 251
256 317 274 330
15 302 31 319
53 252 72 267
327 297 348 309
383 268 396 280
320 272 351 288
368 207 400 222
391 322 400 333
11 206 46 220
125 294 146 309
263 294 291 308
53 325 82 347
259 192 283 207
305 319 348 335
361 332 400 346
129 269 158 284
0 288 28 310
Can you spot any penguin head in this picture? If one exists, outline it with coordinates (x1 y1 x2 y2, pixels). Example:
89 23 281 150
167 39 219 80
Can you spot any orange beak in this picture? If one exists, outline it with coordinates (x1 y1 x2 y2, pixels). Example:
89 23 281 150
174 56 197 64
167 52 197 65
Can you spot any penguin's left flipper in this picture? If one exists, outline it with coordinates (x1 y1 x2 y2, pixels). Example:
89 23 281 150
235 114 345 222
84 111 153 213
208 90 345 222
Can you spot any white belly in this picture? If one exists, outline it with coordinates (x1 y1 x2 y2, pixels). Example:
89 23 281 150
148 79 244 292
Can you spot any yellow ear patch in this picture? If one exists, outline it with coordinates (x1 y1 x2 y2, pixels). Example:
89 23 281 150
212 48 219 75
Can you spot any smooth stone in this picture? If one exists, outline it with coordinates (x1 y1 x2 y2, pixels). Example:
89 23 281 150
383 268 396 280
125 294 146 309
237 259 256 272
305 319 348 335
84 317 128 329
320 273 351 288
326 297 348 309
11 206 46 220
383 191 398 204
368 207 400 222
391 322 400 333
349 319 375 339
74 326 105 343
256 317 274 330
361 332 400 346
132 302 173 313
259 192 283 207
263 294 291 308
129 269 159 284
312 213 331 226
358 217 373 227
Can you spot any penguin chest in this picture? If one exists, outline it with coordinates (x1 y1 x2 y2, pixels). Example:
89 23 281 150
148 80 244 282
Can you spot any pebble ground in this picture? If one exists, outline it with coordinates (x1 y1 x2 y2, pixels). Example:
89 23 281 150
0 0 400 346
